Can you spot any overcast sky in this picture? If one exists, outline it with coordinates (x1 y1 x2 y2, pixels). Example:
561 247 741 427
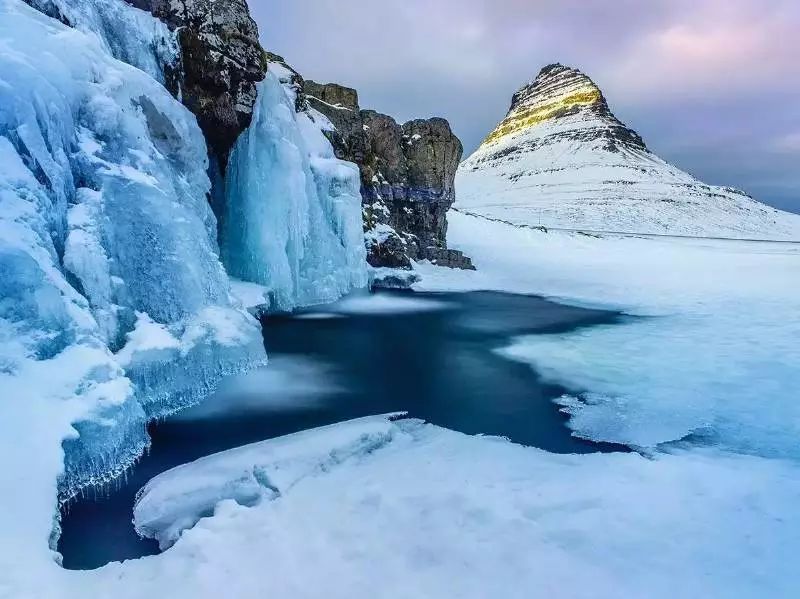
251 0 800 213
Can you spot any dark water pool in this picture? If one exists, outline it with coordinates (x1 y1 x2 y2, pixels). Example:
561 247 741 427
58 291 627 570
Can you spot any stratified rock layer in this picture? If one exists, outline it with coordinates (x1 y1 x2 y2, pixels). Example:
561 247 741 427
458 63 800 240
305 81 473 270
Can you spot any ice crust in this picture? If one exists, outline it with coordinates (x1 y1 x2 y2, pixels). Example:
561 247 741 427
134 414 401 549
417 211 800 460
221 70 368 312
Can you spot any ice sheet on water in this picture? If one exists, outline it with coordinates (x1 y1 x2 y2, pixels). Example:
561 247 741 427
133 414 401 549
221 71 368 312
500 311 800 458
418 211 800 461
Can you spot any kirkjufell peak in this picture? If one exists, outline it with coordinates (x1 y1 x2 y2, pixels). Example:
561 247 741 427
458 63 800 239
482 64 646 153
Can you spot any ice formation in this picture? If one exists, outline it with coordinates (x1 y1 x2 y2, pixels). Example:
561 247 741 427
0 0 265 504
221 67 368 312
134 414 402 549
23 0 177 83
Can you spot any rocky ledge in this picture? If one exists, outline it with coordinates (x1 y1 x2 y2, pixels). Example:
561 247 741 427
305 80 474 271
126 0 267 170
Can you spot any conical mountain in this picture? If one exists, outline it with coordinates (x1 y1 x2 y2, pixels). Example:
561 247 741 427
457 64 800 239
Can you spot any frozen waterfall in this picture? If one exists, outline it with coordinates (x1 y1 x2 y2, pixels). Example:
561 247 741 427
0 0 265 501
222 69 368 312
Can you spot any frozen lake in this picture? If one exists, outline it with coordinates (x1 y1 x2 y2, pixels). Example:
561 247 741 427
58 291 628 570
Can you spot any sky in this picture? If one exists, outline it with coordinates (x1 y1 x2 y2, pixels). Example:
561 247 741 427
252 0 800 213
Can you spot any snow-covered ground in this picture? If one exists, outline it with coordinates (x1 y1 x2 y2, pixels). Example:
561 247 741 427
3 0 799 596
16 210 795 598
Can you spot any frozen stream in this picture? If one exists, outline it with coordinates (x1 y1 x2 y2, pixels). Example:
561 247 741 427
58 291 628 569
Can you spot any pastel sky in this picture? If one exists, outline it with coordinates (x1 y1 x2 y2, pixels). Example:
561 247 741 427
251 0 800 213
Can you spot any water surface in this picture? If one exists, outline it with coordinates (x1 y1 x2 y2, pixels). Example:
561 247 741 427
59 291 627 570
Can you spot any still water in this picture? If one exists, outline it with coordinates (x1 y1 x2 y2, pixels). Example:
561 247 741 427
58 291 627 570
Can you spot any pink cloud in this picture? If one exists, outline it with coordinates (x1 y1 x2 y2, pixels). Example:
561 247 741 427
605 1 800 102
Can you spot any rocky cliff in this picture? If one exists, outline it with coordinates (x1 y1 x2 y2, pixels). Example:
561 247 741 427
125 0 267 171
39 0 473 268
458 63 800 240
305 81 473 270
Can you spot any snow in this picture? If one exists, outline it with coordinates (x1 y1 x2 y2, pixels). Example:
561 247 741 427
229 278 270 310
115 416 800 599
417 211 800 459
221 69 368 312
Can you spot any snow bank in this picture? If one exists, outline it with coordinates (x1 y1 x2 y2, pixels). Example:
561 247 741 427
114 416 800 599
221 69 368 312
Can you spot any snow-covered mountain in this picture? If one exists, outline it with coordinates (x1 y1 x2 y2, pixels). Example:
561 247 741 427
457 63 800 240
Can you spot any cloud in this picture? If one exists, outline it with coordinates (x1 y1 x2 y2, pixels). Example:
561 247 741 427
606 0 800 103
773 132 800 153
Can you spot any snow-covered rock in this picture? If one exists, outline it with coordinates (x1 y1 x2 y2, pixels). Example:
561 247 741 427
457 63 800 240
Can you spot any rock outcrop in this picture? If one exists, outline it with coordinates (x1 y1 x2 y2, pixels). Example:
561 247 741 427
125 0 267 170
457 63 800 240
305 81 473 270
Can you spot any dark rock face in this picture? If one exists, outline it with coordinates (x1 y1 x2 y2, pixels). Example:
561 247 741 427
305 81 471 270
126 0 267 170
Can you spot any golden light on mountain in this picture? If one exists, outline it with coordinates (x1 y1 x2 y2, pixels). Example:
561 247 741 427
482 86 601 147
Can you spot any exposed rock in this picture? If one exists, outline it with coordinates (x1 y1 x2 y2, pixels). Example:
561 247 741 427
305 80 468 269
305 81 368 170
126 0 267 170
424 247 475 270
483 63 646 153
